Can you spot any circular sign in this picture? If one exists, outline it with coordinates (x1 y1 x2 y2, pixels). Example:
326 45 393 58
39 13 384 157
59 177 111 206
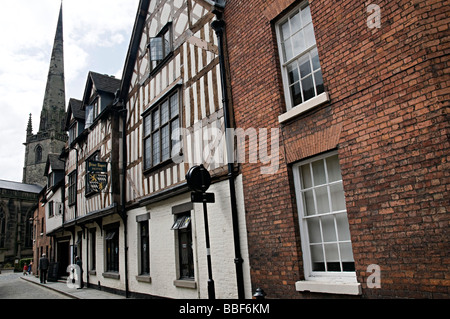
186 165 211 193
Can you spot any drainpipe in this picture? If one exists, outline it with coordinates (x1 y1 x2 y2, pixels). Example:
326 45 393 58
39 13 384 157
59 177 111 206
211 10 246 299
115 96 129 298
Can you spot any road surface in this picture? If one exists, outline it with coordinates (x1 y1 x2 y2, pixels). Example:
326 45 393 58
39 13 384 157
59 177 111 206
0 271 70 299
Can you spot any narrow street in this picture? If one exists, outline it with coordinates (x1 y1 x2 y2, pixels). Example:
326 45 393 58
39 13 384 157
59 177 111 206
0 271 70 299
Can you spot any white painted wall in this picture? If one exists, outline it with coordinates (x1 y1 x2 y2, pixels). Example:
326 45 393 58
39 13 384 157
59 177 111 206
127 175 252 299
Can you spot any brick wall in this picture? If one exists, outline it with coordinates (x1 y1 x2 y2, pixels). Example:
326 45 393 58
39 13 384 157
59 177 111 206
225 0 449 298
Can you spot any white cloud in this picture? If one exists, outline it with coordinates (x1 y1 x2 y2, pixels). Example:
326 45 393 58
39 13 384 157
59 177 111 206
0 0 139 182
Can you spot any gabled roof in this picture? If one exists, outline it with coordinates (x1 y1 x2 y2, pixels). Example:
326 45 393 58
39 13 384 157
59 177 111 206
118 0 151 101
65 98 83 130
90 71 121 94
82 71 121 108
44 153 65 177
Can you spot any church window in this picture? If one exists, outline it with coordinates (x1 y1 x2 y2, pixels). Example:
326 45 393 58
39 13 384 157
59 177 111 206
0 207 6 248
35 145 43 163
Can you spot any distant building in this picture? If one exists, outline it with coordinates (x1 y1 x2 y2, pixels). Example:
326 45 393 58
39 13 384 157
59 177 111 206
0 4 66 271
0 180 42 266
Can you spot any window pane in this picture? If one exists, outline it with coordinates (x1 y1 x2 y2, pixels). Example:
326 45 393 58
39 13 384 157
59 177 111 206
152 110 160 130
283 40 293 62
287 63 299 85
321 215 337 242
152 131 160 164
299 55 311 78
301 75 315 101
336 213 351 241
307 218 321 244
301 164 313 188
144 115 151 136
304 22 316 48
281 21 290 40
330 183 346 212
290 82 302 106
312 160 326 186
326 155 341 182
303 190 316 216
290 11 302 33
144 138 152 169
301 5 312 26
324 243 339 263
164 31 171 57
170 93 179 118
292 31 306 56
311 48 321 71
315 186 330 214
150 37 164 61
339 242 354 262
310 244 324 271
161 125 170 162
314 71 324 95
161 100 169 125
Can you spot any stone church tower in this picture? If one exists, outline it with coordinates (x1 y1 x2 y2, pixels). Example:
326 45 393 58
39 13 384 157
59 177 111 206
23 5 67 186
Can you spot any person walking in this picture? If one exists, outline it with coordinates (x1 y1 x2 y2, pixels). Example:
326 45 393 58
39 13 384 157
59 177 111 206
28 261 33 275
23 263 28 276
39 254 49 284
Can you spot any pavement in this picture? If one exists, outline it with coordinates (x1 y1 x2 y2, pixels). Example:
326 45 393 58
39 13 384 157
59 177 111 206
19 272 127 299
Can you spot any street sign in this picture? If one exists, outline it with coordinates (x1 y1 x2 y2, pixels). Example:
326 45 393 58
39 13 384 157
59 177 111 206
191 192 215 203
186 165 211 193
87 161 108 173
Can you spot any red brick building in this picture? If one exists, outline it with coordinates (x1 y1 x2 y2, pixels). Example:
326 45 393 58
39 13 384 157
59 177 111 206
32 191 52 276
224 0 449 298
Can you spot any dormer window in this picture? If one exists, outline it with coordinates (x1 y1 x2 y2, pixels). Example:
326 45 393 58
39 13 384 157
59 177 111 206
149 23 173 73
69 123 77 144
47 172 54 188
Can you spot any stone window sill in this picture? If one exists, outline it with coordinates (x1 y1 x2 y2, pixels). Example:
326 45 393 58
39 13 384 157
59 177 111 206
295 280 362 295
136 275 152 283
173 279 196 289
102 272 120 280
279 92 330 124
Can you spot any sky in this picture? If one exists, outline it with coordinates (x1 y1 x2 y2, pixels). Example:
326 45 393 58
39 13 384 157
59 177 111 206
0 0 140 183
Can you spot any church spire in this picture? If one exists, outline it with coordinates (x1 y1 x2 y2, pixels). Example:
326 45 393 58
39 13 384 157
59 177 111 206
39 3 66 134
23 4 67 186
26 113 33 136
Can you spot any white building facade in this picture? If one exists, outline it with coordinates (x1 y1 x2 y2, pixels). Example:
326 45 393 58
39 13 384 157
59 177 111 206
119 0 252 299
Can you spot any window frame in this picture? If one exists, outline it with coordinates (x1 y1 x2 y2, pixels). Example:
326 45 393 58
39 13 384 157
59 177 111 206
292 151 357 283
172 213 195 281
90 228 96 271
142 89 180 173
104 224 120 273
68 170 77 207
0 207 6 248
148 22 173 75
139 221 150 276
48 201 54 218
275 2 328 118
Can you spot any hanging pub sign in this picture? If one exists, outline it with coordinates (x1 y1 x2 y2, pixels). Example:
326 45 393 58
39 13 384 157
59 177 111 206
87 161 108 193
87 161 108 173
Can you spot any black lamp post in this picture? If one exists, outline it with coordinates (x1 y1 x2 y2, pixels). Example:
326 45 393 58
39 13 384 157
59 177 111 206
186 164 216 299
